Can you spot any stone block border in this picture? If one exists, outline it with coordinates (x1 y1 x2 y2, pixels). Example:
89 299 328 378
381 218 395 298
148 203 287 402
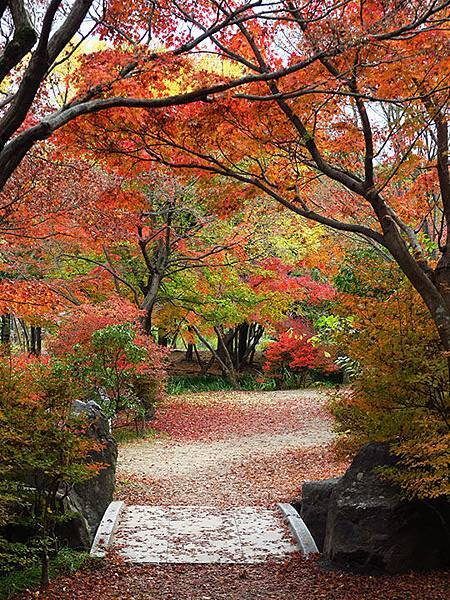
277 503 319 556
90 500 125 557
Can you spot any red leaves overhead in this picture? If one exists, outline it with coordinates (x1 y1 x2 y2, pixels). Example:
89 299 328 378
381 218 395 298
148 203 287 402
48 298 142 355
0 279 61 320
250 258 335 304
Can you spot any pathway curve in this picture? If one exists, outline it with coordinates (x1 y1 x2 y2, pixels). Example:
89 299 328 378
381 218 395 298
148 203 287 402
116 388 339 507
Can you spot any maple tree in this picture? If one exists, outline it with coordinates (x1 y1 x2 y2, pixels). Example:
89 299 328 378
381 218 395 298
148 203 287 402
72 1 450 395
0 147 116 344
49 299 168 421
0 352 105 586
263 319 336 386
328 248 450 500
57 170 253 335
151 208 334 384
0 0 353 195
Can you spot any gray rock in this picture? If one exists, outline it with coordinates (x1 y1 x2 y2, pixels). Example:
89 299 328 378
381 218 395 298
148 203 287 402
323 442 450 573
56 496 91 550
299 477 341 551
63 400 118 549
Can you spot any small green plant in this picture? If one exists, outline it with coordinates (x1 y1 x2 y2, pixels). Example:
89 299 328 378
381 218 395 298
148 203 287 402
0 537 40 576
168 372 280 394
0 548 98 599
239 373 277 391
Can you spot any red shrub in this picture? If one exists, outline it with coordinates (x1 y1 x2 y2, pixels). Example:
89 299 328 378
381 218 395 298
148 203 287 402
264 321 336 378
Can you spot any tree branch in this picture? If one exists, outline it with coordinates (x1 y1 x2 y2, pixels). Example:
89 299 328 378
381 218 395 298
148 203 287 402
0 0 37 84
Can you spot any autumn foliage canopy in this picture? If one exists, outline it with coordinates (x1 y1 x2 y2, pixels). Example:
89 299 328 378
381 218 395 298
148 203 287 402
0 0 449 546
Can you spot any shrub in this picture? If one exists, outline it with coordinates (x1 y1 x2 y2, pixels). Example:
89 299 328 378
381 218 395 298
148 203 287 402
0 354 104 586
263 320 336 386
49 300 168 421
329 261 450 500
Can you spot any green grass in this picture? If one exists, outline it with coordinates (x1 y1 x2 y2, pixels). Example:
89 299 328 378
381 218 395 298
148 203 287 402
167 370 340 395
113 426 158 444
239 373 277 391
168 374 236 394
167 373 277 394
0 548 101 599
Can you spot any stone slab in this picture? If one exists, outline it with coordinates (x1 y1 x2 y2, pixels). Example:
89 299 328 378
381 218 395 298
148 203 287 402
108 505 298 564
90 500 125 558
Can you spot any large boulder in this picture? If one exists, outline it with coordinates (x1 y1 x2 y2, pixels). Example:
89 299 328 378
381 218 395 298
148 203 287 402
299 477 341 551
64 400 118 548
322 442 450 573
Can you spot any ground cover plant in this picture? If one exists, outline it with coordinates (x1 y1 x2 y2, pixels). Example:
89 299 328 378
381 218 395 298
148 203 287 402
0 548 97 600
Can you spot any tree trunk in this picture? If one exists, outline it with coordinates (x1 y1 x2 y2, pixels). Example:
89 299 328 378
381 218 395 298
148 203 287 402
430 257 450 401
192 325 239 387
216 328 235 369
185 343 194 361
375 204 450 396
40 550 49 589
215 326 239 387
141 273 163 334
30 325 42 355
18 318 30 352
237 322 250 367
1 314 10 344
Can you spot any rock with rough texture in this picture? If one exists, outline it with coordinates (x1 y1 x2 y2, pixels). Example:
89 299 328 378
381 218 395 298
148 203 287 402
56 495 91 550
323 442 450 573
65 400 118 548
299 477 341 551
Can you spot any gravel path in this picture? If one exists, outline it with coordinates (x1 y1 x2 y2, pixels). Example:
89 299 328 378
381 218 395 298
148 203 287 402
116 389 339 506
119 422 333 479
